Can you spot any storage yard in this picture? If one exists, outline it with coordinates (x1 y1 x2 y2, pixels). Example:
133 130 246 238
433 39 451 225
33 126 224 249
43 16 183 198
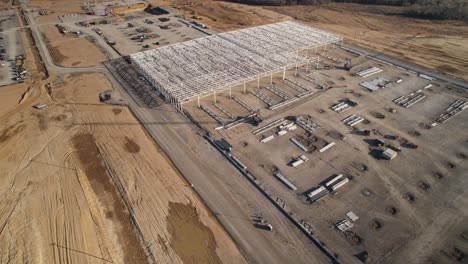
1 0 467 263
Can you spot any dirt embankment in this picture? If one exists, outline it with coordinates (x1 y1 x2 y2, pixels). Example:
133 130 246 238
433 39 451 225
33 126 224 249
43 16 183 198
72 133 149 263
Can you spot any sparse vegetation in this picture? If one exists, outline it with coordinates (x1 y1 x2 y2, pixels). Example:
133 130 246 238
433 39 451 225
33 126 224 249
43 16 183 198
228 0 468 20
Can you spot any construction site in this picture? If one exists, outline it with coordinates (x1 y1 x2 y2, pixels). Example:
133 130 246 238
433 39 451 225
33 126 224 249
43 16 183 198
1 0 467 263
125 20 468 264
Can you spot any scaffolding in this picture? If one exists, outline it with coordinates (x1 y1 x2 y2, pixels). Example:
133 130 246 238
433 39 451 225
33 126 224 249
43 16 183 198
130 21 343 110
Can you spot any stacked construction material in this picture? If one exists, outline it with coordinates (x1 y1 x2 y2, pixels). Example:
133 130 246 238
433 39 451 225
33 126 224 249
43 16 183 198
252 118 285 135
260 135 275 143
319 142 335 153
290 138 308 152
296 116 321 133
393 91 426 108
356 67 382 78
265 85 291 100
332 101 351 113
307 186 329 202
342 114 365 127
233 96 255 113
436 100 468 123
252 89 277 106
201 105 225 125
274 171 297 191
290 155 308 167
214 103 235 119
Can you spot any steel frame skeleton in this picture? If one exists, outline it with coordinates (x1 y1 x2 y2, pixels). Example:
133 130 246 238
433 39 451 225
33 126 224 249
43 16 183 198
130 21 343 110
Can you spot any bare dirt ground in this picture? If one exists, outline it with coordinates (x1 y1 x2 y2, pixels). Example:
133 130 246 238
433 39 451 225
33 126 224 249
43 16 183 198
174 0 290 31
29 0 85 13
40 24 107 67
0 72 243 263
0 82 29 116
265 3 468 82
178 1 467 81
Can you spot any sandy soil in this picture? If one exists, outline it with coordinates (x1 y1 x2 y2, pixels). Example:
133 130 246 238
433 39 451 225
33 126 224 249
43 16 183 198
175 0 291 31
29 0 85 13
178 1 467 81
0 82 29 116
265 3 468 81
40 24 107 67
0 72 243 263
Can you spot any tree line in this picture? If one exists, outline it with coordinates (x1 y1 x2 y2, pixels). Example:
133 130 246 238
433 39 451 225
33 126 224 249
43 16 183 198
227 0 468 20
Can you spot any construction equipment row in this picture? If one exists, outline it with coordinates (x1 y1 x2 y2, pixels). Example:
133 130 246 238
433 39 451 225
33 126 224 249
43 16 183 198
356 67 382 78
342 115 364 127
435 100 467 123
393 91 426 108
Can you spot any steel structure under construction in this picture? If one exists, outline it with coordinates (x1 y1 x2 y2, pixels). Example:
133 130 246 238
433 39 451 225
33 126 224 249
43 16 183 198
130 21 343 110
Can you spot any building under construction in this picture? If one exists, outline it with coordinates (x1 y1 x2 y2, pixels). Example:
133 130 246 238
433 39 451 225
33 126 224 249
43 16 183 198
130 21 343 111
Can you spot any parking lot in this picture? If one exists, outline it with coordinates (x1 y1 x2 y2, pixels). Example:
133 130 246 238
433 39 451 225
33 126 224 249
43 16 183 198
0 10 25 87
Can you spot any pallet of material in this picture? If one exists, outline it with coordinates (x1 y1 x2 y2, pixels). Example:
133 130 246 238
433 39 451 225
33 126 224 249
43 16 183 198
260 135 275 143
330 178 349 191
319 142 335 153
356 67 382 78
342 115 364 127
325 174 343 187
332 102 351 113
307 186 329 202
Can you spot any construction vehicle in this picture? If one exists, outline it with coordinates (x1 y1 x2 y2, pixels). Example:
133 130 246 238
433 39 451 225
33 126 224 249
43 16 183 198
251 112 262 126
254 220 273 231
386 144 402 152
191 11 201 19
408 143 419 149
328 85 347 89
